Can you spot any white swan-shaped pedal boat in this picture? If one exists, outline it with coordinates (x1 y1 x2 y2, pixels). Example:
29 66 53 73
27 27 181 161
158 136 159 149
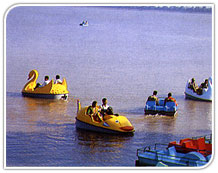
184 77 212 102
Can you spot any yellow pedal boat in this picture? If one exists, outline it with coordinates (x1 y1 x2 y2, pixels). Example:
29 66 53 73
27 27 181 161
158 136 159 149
76 100 135 134
22 69 69 100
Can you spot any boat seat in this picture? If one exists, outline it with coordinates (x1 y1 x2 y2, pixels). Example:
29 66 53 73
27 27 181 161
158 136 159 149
156 106 164 111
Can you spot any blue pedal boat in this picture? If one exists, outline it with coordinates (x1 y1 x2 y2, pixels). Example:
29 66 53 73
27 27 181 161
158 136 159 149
144 98 178 116
136 144 211 167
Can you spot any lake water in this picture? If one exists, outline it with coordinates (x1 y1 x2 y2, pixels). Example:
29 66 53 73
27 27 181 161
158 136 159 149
6 6 213 167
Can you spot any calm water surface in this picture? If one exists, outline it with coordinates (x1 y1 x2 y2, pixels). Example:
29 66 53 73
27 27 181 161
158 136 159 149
6 6 212 167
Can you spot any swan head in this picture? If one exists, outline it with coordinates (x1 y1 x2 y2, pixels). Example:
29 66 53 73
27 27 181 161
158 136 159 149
28 69 38 80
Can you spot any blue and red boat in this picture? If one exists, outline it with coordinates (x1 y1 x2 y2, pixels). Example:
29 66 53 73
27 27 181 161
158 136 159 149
136 135 212 167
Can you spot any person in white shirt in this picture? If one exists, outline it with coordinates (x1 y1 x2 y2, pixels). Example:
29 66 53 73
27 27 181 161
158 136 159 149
54 75 62 84
41 76 50 87
101 98 109 115
35 75 50 89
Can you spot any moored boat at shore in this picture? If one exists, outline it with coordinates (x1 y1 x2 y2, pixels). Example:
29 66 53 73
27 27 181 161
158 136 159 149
22 69 69 100
136 144 211 167
168 134 212 157
136 135 212 167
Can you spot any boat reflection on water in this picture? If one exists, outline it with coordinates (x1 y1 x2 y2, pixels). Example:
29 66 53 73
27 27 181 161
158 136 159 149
74 128 134 164
6 93 74 133
76 128 133 151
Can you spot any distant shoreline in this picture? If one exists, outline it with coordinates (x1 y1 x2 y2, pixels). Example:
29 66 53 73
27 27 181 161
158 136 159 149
99 6 212 14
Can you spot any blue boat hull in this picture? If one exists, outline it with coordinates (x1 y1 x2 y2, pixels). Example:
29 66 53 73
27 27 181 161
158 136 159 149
144 110 177 116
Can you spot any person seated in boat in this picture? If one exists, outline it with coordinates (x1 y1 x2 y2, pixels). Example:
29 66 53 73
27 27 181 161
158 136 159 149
147 90 159 105
106 106 114 115
164 93 178 106
103 106 120 118
200 79 209 89
54 75 62 84
100 98 110 116
196 79 209 95
80 21 86 25
188 78 198 93
41 76 50 87
34 75 50 89
87 101 103 122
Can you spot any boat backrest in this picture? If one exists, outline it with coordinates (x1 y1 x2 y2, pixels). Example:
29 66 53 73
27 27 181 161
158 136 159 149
182 141 194 148
168 146 177 156
196 137 206 151
165 101 176 107
168 141 177 148
146 101 156 106
208 79 212 89
180 138 191 144
205 143 212 152
208 76 212 84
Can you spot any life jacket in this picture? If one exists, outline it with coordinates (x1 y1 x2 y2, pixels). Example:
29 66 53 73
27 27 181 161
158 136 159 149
165 97 178 106
87 106 99 115
148 95 158 101
166 97 175 102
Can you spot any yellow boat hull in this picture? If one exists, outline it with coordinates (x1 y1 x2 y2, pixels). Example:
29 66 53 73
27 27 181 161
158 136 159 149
22 92 68 100
76 106 135 134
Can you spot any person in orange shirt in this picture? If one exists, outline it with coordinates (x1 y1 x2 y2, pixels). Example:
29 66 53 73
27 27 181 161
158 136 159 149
164 93 178 106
